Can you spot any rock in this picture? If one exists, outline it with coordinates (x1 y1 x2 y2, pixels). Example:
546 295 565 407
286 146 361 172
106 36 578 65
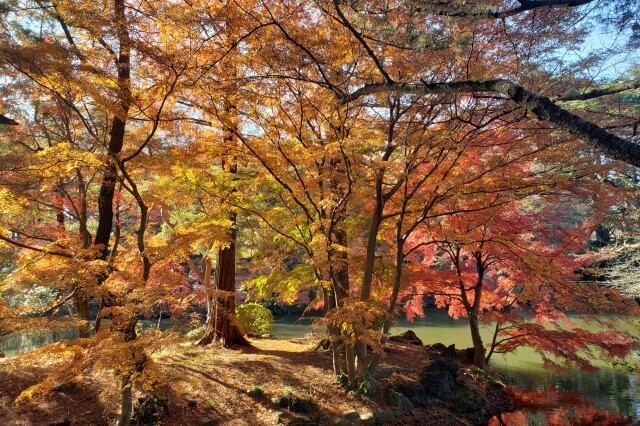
360 413 376 425
132 395 169 425
389 330 423 346
428 342 448 352
375 412 396 423
343 411 360 421
47 419 70 426
333 418 351 426
275 395 314 414
443 344 457 358
388 390 414 414
451 389 485 413
484 378 514 416
393 381 423 398
200 420 217 426
457 347 475 365
420 357 462 400
392 381 430 408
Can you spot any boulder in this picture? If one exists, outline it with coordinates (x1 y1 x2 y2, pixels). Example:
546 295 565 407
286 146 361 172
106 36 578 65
360 413 376 425
247 387 265 398
420 357 462 400
275 395 314 414
393 381 430 408
443 344 457 358
427 343 456 358
375 412 396 423
428 342 448 352
456 347 476 365
389 330 423 346
343 411 360 421
387 390 414 415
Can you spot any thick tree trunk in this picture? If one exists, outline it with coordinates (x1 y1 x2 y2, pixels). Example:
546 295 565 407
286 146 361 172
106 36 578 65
197 215 248 347
93 0 130 255
197 109 248 346
469 313 486 369
117 376 133 426
214 227 248 347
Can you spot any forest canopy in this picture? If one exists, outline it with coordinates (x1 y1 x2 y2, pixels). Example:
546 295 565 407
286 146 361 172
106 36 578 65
1 0 640 424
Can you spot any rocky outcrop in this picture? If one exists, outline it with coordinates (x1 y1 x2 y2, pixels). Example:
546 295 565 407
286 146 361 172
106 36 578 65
389 330 423 346
420 357 464 400
384 353 512 425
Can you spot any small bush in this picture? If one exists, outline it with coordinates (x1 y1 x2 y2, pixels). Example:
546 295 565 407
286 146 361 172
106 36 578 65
235 302 274 336
247 386 264 398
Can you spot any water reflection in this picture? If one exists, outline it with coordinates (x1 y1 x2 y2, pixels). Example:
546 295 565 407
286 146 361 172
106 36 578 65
0 319 174 357
0 328 78 357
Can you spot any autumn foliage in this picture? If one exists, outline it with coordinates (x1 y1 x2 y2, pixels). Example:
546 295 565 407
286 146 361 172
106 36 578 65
0 2 639 422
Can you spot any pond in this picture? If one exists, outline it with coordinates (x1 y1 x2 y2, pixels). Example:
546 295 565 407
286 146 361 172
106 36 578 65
2 310 639 423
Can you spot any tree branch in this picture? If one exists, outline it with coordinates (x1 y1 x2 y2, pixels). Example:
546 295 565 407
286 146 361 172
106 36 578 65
556 81 640 101
0 114 19 125
414 0 595 19
340 79 640 166
0 234 73 258
29 287 77 317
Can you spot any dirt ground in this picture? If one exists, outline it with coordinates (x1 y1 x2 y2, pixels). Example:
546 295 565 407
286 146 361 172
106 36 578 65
0 334 506 425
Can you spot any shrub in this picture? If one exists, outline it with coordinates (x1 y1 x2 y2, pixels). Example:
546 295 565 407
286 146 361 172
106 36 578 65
235 302 274 336
247 386 264 398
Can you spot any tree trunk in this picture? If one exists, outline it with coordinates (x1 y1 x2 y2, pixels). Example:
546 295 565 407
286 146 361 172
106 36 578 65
469 312 486 369
197 109 248 346
360 201 383 301
93 0 130 255
198 217 248 347
74 288 91 338
94 0 134 340
117 376 133 426
54 184 91 337
216 211 250 346
383 236 405 335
